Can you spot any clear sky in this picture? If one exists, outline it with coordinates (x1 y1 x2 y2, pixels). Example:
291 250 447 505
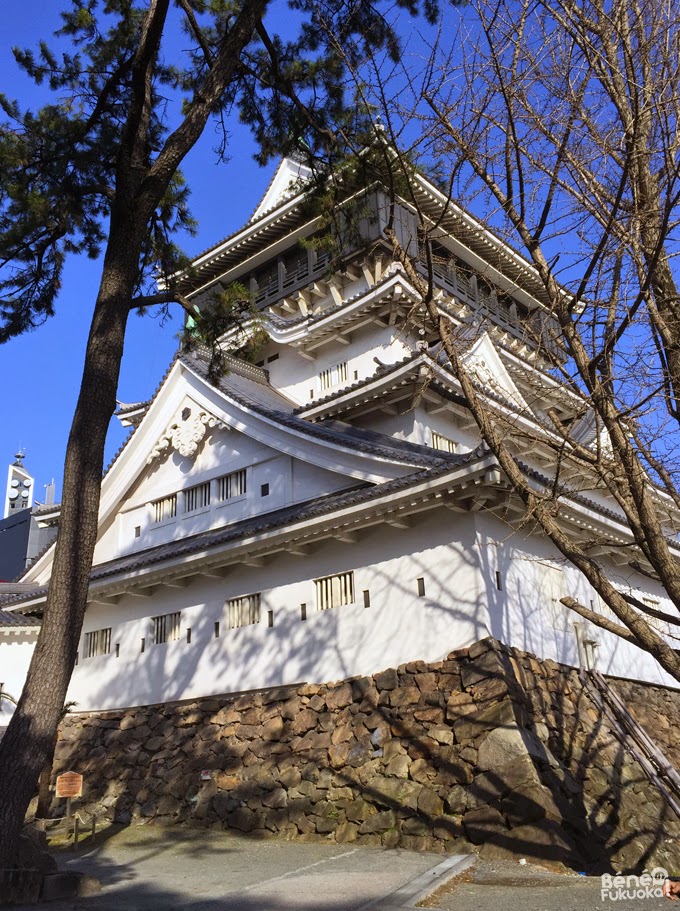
0 3 279 503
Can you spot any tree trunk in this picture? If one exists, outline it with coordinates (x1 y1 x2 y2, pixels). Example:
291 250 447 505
35 728 60 821
0 231 137 868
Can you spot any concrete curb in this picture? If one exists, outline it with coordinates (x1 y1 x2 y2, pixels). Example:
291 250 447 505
366 853 476 909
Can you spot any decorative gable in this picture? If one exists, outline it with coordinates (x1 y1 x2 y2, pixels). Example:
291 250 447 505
250 157 312 222
147 399 227 465
460 331 530 413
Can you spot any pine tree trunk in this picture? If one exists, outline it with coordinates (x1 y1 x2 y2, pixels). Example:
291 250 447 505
0 232 137 868
35 733 59 821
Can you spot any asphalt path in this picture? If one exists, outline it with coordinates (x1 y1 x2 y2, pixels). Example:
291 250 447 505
21 825 461 911
424 858 676 911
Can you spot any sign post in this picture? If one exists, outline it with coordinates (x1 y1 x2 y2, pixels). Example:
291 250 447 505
55 772 83 837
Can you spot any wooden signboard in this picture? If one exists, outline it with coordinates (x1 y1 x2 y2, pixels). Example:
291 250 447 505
55 771 83 799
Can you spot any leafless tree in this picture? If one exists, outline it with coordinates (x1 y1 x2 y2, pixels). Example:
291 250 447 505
327 0 680 678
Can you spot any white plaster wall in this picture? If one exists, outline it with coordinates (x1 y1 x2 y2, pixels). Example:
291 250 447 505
95 424 356 564
68 510 486 711
67 504 680 714
475 512 679 688
0 634 36 726
355 407 480 454
265 325 413 406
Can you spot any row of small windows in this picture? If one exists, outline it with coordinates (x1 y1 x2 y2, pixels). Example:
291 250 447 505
79 571 434 660
151 469 248 525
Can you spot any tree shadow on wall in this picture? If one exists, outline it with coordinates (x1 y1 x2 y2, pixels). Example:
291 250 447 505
44 516 680 878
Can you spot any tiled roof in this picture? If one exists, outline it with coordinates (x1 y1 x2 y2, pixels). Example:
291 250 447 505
116 400 150 416
4 456 483 608
181 348 457 469
0 609 40 628
32 503 61 517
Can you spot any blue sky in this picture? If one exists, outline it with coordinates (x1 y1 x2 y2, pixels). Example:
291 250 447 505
0 3 280 502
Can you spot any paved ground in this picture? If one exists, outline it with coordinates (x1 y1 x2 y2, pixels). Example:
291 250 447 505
21 825 465 911
424 858 675 911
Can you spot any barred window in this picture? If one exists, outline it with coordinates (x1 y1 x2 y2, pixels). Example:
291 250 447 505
184 481 210 513
216 470 247 501
152 612 181 645
84 627 111 658
319 362 348 391
227 593 261 629
152 493 177 524
431 431 457 453
315 571 354 611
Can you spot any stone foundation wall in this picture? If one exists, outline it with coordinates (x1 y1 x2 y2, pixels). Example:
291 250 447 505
53 638 680 873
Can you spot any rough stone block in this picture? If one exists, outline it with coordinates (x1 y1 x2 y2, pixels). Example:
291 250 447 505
462 806 508 844
374 668 399 691
358 810 396 834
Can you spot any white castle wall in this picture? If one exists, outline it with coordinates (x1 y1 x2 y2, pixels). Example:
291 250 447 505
265 324 412 406
70 510 485 711
0 633 37 726
68 507 680 713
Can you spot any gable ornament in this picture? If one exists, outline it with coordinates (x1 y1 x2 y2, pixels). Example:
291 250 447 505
147 405 226 464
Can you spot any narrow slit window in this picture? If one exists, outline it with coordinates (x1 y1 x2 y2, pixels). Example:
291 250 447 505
115 643 120 658
300 603 307 621
315 571 355 611
186 627 192 644
214 621 220 639
152 493 177 524
84 627 112 658
431 431 457 453
319 361 348 391
152 612 181 645
134 526 141 538
184 481 210 513
363 590 371 608
227 593 261 629
216 469 246 501
417 577 426 598
495 571 502 591
141 638 145 654
267 610 274 628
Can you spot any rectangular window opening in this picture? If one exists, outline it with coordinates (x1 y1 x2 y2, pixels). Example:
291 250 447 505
134 526 141 538
267 610 274 628
214 621 220 639
152 493 177 524
141 638 145 654
495 571 502 591
417 577 426 598
115 643 120 658
186 627 192 644
184 481 211 513
319 361 348 391
152 612 182 645
300 603 307 621
227 593 261 629
363 590 371 608
260 483 270 497
84 627 112 659
431 431 457 454
217 469 246 501
315 571 355 611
